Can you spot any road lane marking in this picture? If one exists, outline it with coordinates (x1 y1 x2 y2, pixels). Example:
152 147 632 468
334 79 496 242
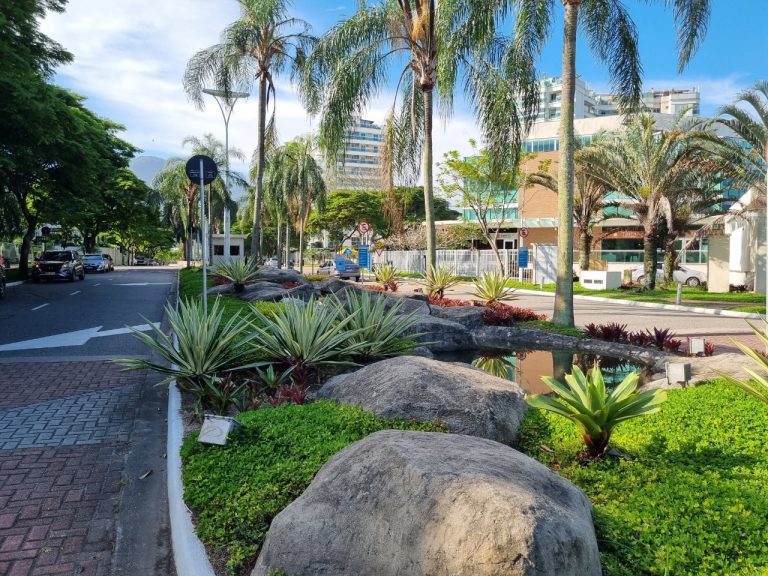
94 283 101 286
31 303 49 311
69 291 81 295
0 322 160 351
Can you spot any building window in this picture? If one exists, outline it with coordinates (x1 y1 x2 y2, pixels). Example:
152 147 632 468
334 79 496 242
229 246 240 256
213 245 224 256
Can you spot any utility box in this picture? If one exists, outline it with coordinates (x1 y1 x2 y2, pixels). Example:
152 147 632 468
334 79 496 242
579 270 622 290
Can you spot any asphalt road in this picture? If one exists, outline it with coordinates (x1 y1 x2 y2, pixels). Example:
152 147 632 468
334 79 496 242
0 267 175 362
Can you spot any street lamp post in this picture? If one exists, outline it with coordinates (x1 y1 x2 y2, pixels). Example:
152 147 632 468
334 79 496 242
202 88 249 262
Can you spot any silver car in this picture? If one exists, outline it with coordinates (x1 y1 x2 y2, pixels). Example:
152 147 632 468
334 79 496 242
631 262 706 286
318 258 361 281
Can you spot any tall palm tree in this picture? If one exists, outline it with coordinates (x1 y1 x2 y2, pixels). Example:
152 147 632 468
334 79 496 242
712 80 768 198
511 0 711 325
298 0 538 272
528 136 614 271
580 113 725 290
153 159 198 267
264 137 327 273
183 0 315 263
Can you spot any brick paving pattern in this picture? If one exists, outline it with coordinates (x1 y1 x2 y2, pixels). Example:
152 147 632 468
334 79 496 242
0 362 148 576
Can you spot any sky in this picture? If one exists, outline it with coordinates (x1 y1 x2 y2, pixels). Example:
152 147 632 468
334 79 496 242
40 0 768 185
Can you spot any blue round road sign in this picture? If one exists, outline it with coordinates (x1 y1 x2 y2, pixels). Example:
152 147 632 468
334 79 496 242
185 155 218 185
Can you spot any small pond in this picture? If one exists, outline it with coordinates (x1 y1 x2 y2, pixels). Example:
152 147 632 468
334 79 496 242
436 348 647 394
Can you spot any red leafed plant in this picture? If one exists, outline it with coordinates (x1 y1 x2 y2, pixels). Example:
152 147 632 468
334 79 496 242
704 340 716 356
268 384 308 407
482 304 547 325
365 285 387 292
282 281 300 289
428 296 475 307
213 277 232 286
663 338 683 353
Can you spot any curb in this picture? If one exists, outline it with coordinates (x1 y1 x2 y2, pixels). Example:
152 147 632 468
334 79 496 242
166 270 216 576
510 288 763 319
6 281 23 288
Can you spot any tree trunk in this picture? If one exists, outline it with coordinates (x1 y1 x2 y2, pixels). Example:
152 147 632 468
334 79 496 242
553 1 579 328
422 88 437 271
298 209 305 274
276 214 283 268
251 73 268 263
491 244 505 275
285 221 291 268
579 230 591 271
642 231 657 290
663 236 676 284
19 223 36 278
84 235 96 253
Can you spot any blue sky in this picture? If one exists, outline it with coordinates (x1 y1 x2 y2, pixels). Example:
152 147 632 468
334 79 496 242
40 0 767 178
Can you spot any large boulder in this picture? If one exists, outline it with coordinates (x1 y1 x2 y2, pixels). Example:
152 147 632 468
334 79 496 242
254 267 309 286
253 431 602 576
285 282 316 302
317 277 351 294
241 281 289 302
406 315 472 352
430 305 486 330
316 356 527 444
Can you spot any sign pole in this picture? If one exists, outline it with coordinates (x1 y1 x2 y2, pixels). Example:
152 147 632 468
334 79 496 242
200 158 207 317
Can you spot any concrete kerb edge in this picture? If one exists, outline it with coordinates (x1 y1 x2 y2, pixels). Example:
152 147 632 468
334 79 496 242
511 288 763 319
6 281 24 288
167 270 216 576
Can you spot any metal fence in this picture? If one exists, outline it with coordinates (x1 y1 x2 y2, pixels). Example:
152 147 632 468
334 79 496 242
373 249 528 279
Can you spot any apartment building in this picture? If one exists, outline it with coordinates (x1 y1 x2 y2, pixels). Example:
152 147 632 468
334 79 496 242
329 118 384 190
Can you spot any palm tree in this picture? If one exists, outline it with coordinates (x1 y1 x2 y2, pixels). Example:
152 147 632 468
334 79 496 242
712 80 768 198
153 159 198 267
580 113 725 290
511 0 711 325
264 137 327 273
528 137 614 271
298 1 538 272
183 0 315 263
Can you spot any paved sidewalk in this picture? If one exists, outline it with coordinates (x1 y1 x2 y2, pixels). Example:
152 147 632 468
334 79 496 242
0 362 171 576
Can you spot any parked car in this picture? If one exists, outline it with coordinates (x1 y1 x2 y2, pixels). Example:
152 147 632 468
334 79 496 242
32 250 84 282
0 255 6 299
317 258 361 281
631 262 706 286
83 253 111 273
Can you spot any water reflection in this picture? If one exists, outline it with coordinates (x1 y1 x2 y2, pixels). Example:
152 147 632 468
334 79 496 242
461 349 645 393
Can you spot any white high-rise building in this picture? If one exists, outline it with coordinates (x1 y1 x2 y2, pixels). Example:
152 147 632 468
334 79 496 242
330 118 384 190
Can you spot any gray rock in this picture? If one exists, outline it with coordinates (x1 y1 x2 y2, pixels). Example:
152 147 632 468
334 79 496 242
254 267 309 286
253 430 601 576
241 281 289 302
406 315 472 352
430 305 486 330
410 346 434 358
285 282 316 302
315 356 527 444
317 277 350 294
206 283 234 296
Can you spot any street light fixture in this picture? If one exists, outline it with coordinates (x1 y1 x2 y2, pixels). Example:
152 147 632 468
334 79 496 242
202 88 249 262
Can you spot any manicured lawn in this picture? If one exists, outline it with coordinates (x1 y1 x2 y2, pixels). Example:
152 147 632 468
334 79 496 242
519 379 768 576
181 401 446 575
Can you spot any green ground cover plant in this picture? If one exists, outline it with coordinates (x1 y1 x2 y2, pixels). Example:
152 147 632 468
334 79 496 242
517 320 585 338
181 401 446 575
519 379 768 575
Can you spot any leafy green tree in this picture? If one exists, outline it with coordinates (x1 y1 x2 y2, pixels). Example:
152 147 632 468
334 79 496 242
394 186 459 224
511 0 711 325
154 159 198 267
580 114 726 290
184 0 315 263
438 141 522 274
310 189 387 251
299 0 536 272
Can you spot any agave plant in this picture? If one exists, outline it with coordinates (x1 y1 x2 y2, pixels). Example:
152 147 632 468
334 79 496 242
253 365 294 389
248 297 365 385
116 298 259 389
335 290 421 361
214 258 260 293
472 271 517 306
527 364 667 459
421 265 460 300
719 320 768 405
373 263 400 292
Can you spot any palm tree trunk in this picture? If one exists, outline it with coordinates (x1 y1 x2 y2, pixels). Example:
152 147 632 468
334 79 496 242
251 74 268 263
285 221 291 268
422 88 437 271
663 236 676 284
553 0 579 328
643 229 657 290
579 230 591 271
276 214 283 268
298 203 306 274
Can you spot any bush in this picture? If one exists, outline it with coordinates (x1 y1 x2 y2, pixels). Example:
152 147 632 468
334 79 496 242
181 401 446 575
482 304 547 325
428 296 474 307
304 273 326 282
520 379 768 575
526 364 666 459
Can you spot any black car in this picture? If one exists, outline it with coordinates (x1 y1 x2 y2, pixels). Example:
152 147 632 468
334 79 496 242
83 253 112 273
32 250 85 282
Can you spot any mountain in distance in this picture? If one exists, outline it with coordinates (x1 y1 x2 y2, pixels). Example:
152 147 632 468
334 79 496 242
129 155 166 186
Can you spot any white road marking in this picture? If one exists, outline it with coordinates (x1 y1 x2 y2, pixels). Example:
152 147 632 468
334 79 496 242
113 283 172 286
69 291 81 295
0 322 160 352
94 283 101 286
31 303 49 311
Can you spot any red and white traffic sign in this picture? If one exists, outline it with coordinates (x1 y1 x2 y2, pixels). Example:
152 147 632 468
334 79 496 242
357 221 371 234
519 227 529 238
